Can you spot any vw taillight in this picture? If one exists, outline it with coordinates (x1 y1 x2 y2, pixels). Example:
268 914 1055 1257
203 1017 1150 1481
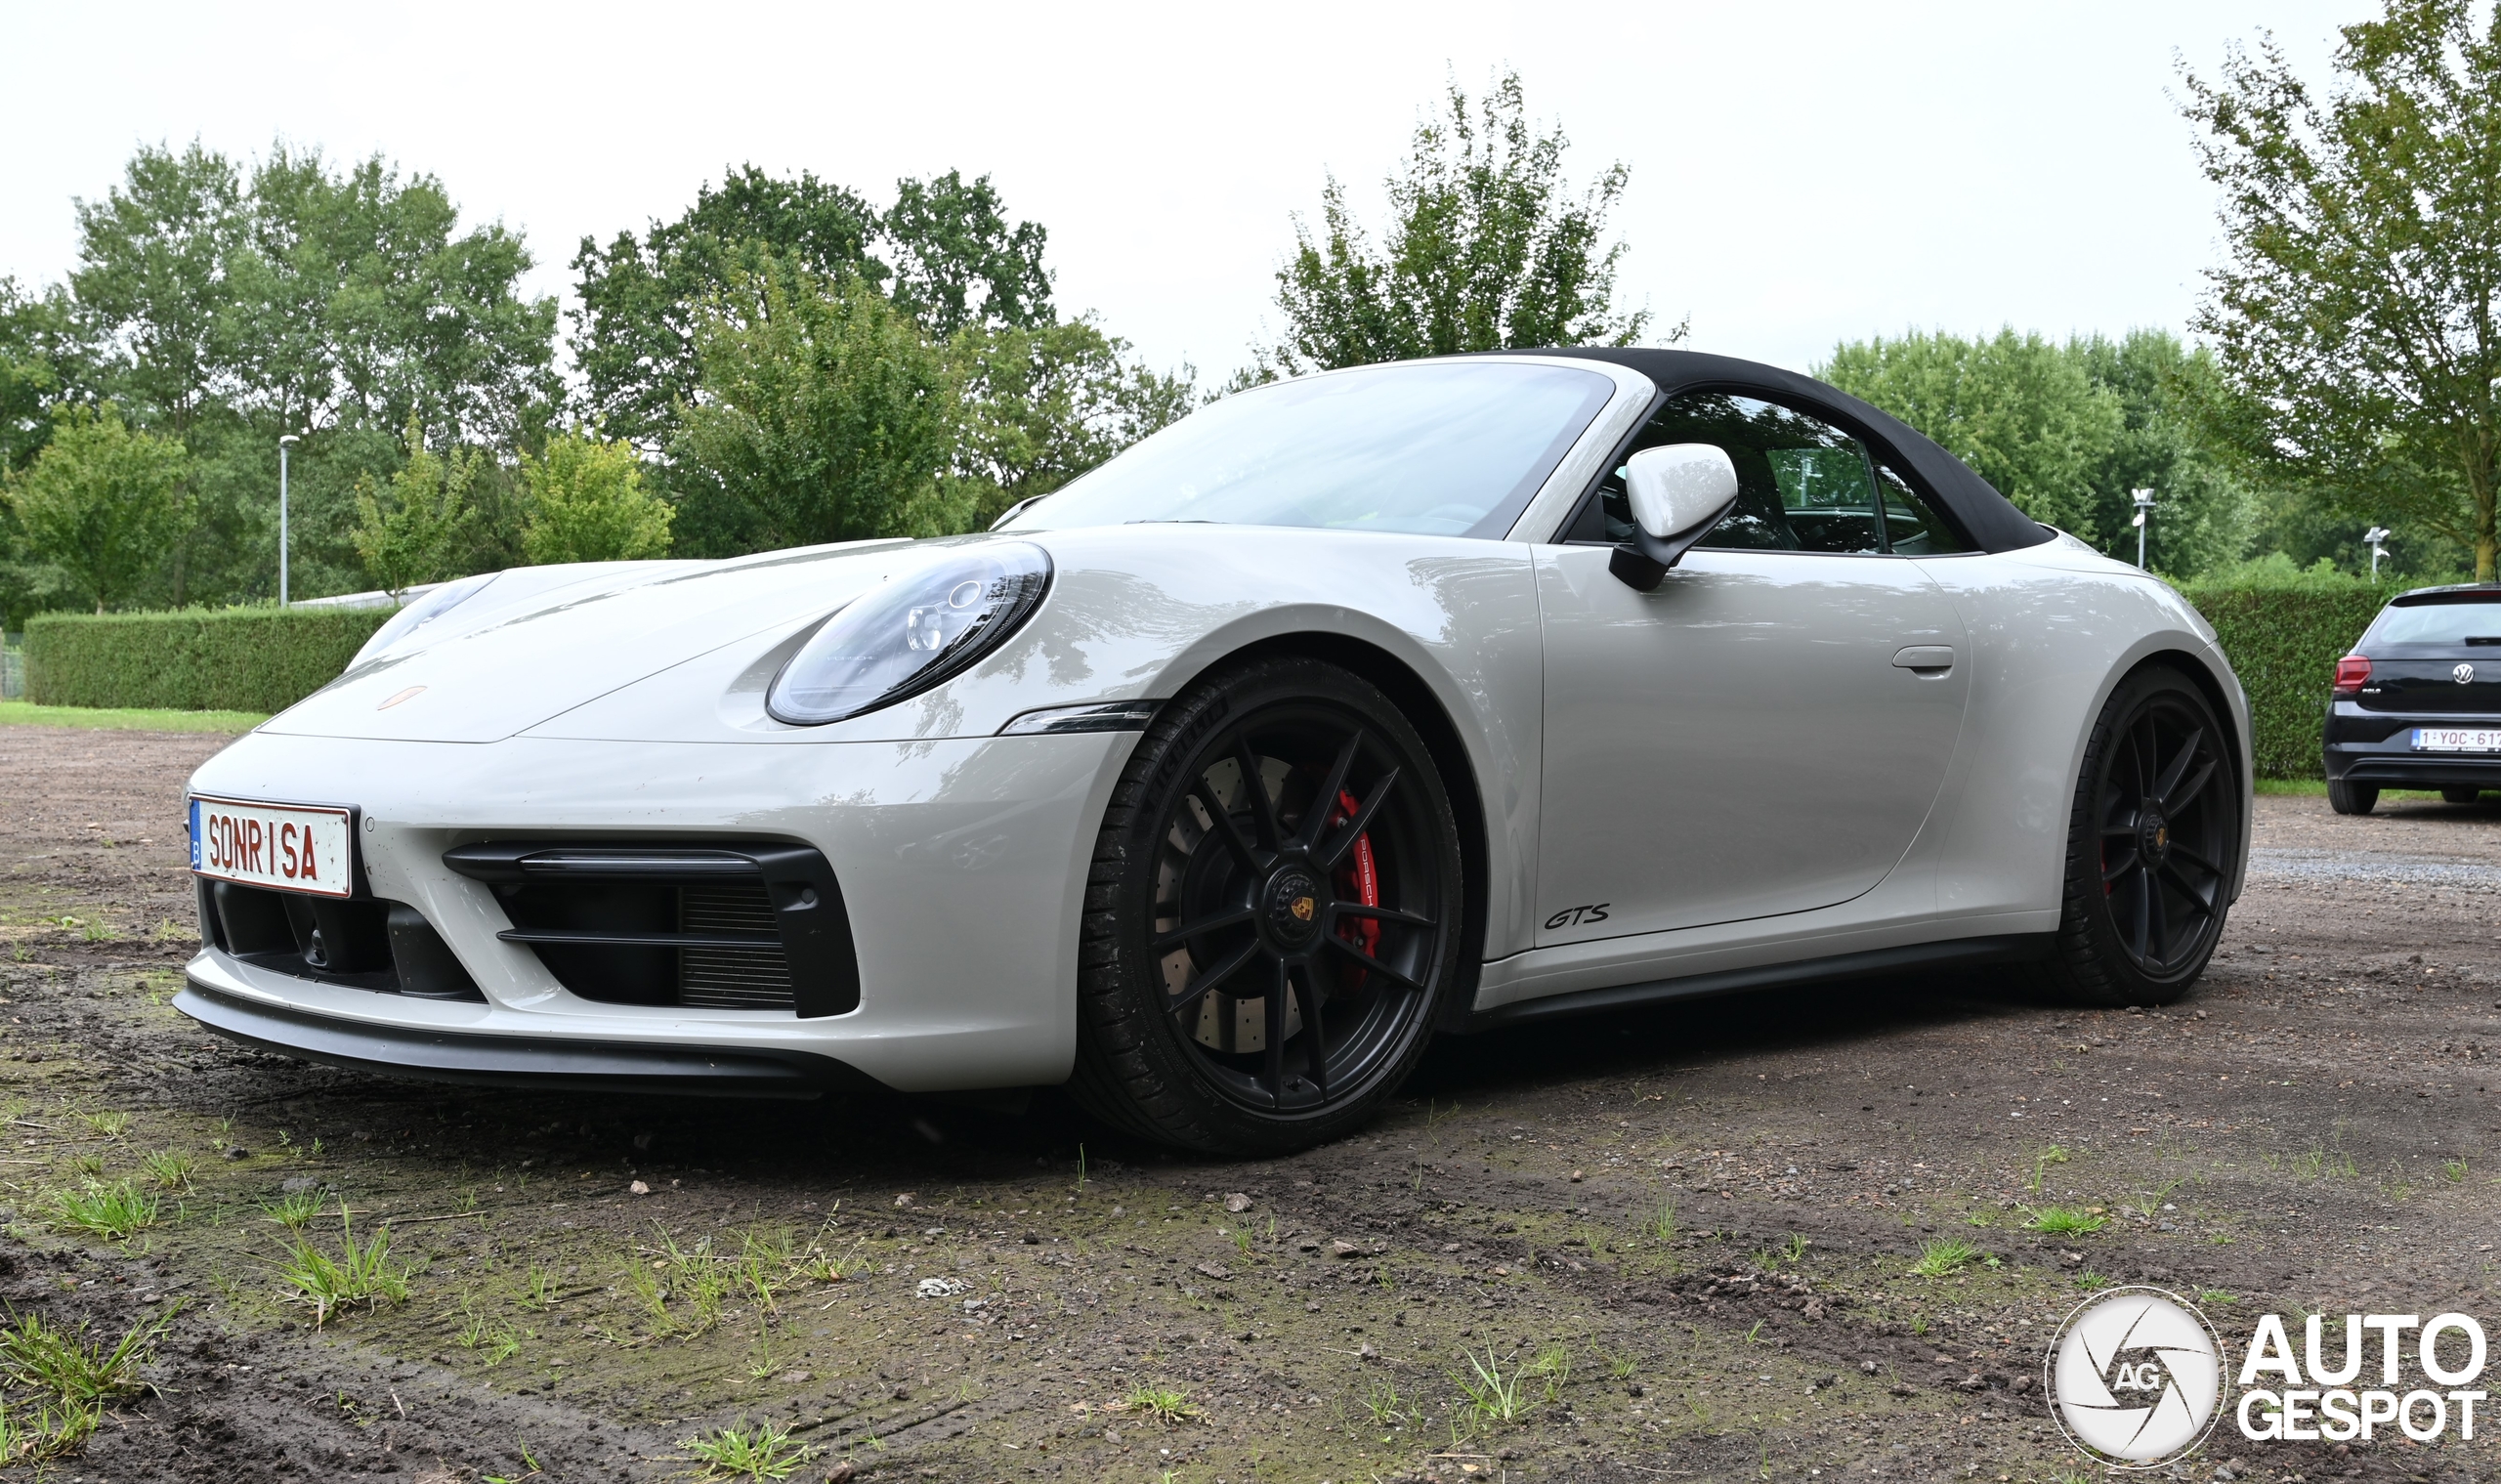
2333 655 2372 695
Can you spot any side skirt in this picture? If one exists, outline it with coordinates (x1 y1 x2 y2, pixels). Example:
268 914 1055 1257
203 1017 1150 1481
1450 933 2055 1033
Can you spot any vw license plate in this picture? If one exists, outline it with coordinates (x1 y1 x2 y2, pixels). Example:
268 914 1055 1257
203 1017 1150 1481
2413 728 2501 752
189 795 354 898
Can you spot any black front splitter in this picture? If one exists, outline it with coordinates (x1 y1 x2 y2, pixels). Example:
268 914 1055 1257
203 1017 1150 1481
175 980 871 1100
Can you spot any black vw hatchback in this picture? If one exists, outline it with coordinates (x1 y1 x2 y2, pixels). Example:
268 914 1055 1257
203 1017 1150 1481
2325 583 2501 813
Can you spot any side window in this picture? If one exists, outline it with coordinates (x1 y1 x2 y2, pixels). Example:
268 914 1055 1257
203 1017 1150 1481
1561 392 1972 554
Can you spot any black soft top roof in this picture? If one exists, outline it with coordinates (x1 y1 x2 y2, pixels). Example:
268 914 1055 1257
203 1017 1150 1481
1531 347 2055 554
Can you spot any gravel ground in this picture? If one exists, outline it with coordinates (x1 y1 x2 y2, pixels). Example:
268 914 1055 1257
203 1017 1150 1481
0 725 2495 1483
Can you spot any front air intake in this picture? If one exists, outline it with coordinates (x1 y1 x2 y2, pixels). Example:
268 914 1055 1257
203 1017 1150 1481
441 841 859 1017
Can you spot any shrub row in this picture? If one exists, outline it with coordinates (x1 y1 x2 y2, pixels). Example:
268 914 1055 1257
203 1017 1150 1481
24 606 392 713
2178 577 2395 780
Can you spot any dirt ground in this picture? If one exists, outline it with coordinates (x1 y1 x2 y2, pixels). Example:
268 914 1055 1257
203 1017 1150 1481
0 724 2498 1483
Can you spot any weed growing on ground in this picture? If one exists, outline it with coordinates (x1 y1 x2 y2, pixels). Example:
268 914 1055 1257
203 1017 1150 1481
276 1214 410 1326
47 1180 157 1241
65 1153 105 1180
1645 1201 1678 1244
2444 1160 2469 1183
0 1307 169 1403
260 1191 321 1230
456 1304 521 1367
74 1111 129 1140
2024 1207 2108 1236
139 1149 194 1191
2076 1270 2109 1292
1783 1232 1807 1263
518 1263 557 1311
2200 1290 2239 1305
2028 1145 2069 1193
1123 1381 1202 1425
1909 1237 1981 1277
681 1420 815 1481
1525 1342 1572 1402
1362 1376 1422 1429
1456 1349 1528 1423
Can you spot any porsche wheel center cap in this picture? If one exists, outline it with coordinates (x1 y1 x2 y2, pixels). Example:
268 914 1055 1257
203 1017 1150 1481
2139 809 2171 864
1263 869 1323 948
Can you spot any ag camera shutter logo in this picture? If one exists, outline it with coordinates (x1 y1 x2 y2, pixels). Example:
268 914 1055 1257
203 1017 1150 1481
2046 1287 2225 1466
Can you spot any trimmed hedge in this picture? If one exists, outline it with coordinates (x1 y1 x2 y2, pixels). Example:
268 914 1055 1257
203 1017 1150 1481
25 607 393 712
2178 578 2391 780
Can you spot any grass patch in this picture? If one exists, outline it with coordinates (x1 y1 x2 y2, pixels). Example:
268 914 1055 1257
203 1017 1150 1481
0 1308 167 1404
260 1190 323 1230
2024 1207 2109 1236
680 1419 816 1480
139 1150 195 1191
1909 1237 1983 1277
47 1180 158 1242
1455 1348 1530 1423
276 1213 410 1326
0 702 266 734
1122 1380 1203 1425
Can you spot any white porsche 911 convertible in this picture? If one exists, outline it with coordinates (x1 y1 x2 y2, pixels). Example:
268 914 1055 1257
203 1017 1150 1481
177 349 2252 1153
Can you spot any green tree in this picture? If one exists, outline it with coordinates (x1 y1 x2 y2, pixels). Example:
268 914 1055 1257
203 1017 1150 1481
1265 71 1656 373
352 418 481 595
2181 0 2501 582
520 430 673 564
64 140 557 606
1821 328 2124 539
884 170 1055 339
671 266 965 549
571 166 882 451
954 318 1195 528
6 403 191 611
1821 327 2254 575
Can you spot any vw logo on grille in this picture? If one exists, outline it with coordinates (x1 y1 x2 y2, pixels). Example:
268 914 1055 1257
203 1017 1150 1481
2458 662 2478 684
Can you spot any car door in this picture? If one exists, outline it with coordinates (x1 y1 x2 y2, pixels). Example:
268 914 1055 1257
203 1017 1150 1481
1533 390 1972 945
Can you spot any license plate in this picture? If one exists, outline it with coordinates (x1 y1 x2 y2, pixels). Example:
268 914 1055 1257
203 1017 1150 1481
189 796 355 898
2413 728 2501 752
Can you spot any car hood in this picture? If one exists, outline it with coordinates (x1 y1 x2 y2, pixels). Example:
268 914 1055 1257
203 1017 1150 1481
258 540 928 743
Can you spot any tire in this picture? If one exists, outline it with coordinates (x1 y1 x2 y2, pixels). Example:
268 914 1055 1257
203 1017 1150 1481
2040 666 2239 1007
1067 657 1465 1154
2328 780 2379 815
2443 787 2482 805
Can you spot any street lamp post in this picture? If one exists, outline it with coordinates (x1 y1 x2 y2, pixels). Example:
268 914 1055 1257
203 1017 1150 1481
2365 526 2392 583
2131 488 2157 570
277 435 299 607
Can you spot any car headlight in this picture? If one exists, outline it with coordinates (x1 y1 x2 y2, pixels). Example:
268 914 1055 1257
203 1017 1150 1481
351 572 498 666
767 543 1052 726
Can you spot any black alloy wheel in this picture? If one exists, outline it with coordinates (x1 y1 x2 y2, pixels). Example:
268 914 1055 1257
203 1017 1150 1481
1070 657 1462 1153
2044 666 2239 1005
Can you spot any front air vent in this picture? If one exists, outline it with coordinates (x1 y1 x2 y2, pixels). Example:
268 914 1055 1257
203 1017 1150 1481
442 841 858 1017
195 880 485 1002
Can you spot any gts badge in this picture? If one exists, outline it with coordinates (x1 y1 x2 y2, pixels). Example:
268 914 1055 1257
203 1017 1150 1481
1545 903 1611 930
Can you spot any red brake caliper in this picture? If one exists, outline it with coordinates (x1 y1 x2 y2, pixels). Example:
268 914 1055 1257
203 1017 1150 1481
1332 789 1379 984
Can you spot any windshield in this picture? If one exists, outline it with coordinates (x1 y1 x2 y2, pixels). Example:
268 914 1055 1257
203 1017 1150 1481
2368 598 2501 646
1002 360 1618 539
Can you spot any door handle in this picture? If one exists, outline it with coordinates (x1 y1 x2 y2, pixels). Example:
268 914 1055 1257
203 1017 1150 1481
1892 645 1955 673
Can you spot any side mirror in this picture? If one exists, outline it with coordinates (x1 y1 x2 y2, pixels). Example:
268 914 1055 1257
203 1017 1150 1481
1608 443 1740 591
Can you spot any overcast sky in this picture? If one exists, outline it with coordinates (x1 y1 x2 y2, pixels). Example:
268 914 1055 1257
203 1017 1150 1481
0 0 2366 385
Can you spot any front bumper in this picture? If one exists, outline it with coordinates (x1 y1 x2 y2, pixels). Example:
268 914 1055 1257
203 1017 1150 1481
175 729 1140 1093
2324 701 2501 788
